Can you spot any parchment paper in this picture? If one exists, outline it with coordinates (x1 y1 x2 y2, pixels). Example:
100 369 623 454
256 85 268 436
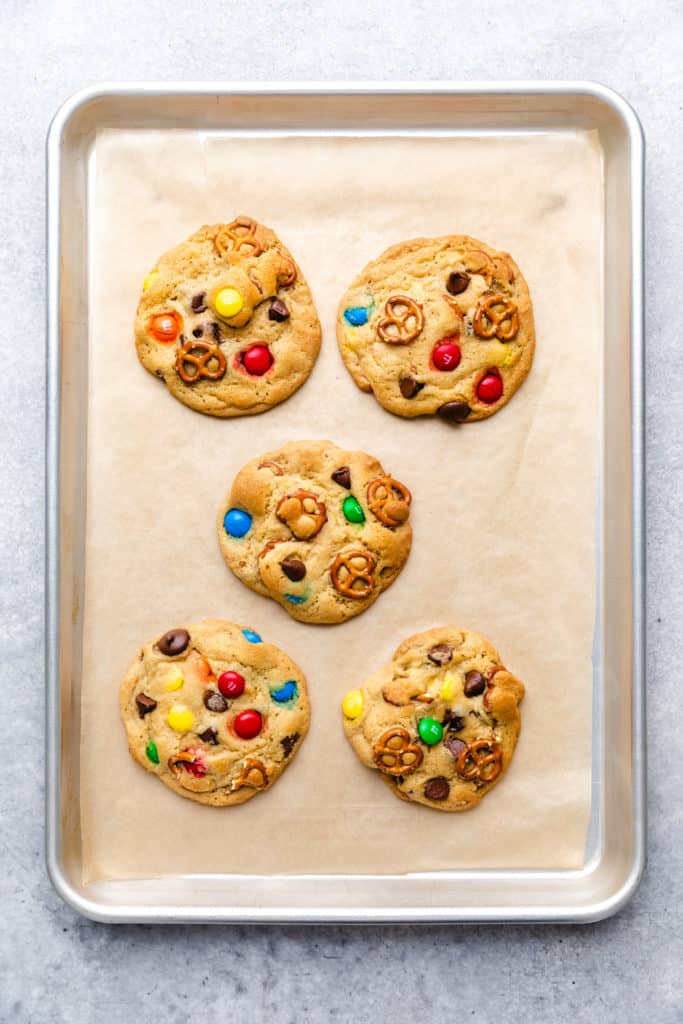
80 129 602 883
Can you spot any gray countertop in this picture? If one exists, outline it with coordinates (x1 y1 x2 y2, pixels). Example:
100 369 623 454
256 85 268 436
1 2 681 1021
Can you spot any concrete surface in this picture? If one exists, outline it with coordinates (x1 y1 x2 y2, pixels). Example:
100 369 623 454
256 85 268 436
0 1 681 1021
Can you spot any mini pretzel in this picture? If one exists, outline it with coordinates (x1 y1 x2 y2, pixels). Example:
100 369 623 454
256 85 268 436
377 295 424 344
168 750 206 779
373 726 424 776
276 490 327 540
382 678 434 706
258 460 284 475
462 250 513 289
366 476 412 527
232 757 269 791
277 256 297 287
330 550 376 599
176 340 227 383
455 738 502 784
473 294 519 341
213 216 263 258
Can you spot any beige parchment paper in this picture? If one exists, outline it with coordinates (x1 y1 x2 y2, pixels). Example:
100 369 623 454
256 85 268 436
80 129 602 883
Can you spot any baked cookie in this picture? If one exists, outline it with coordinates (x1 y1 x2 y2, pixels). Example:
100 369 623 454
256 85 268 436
217 440 412 624
337 235 535 423
135 216 321 417
341 627 524 811
120 619 309 806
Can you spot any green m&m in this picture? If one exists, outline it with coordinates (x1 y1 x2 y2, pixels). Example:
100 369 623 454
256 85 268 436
342 495 365 524
145 739 160 764
418 717 443 746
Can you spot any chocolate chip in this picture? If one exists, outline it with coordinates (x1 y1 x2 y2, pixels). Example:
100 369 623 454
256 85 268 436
192 326 203 338
211 322 221 341
446 271 470 295
442 710 466 733
331 466 351 489
464 671 486 697
191 291 207 312
268 299 290 322
437 401 471 423
424 776 450 801
135 693 157 718
281 558 306 582
198 727 218 745
444 738 468 759
427 643 453 666
157 628 190 657
281 733 300 758
399 375 425 400
204 690 228 713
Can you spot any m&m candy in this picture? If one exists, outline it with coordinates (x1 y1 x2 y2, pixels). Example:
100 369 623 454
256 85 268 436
418 717 443 745
270 681 298 704
167 705 194 733
223 508 252 538
214 287 244 318
218 670 245 699
242 628 262 644
438 674 457 701
234 709 263 739
241 344 273 376
143 269 159 291
285 593 306 604
432 339 461 372
476 372 503 404
342 689 364 719
342 495 365 524
145 739 160 764
148 311 181 343
163 671 184 692
344 306 369 327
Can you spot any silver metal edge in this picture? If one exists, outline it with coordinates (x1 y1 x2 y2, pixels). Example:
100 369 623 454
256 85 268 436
44 80 646 924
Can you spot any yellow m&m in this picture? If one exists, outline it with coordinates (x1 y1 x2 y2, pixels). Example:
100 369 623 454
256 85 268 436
163 671 184 692
214 287 244 318
143 269 159 291
167 704 194 732
342 689 364 719
439 674 457 702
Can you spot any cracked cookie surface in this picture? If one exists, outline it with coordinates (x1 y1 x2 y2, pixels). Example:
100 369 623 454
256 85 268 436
342 627 524 811
135 216 321 417
337 235 535 423
217 440 413 624
120 619 309 806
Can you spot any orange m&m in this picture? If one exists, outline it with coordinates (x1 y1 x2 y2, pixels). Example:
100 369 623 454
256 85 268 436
148 311 182 343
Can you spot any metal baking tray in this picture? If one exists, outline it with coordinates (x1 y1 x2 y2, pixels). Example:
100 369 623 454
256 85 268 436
46 82 645 923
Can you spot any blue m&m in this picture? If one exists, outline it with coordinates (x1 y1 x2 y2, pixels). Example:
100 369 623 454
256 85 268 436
285 593 306 604
343 306 369 326
270 680 298 704
242 628 262 644
223 508 252 538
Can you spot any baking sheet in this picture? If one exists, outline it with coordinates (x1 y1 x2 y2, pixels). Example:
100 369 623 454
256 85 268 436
81 129 602 883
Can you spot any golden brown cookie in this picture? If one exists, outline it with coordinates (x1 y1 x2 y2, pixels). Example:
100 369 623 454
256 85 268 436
119 619 309 805
337 235 535 422
217 440 413 624
135 216 321 417
341 627 524 811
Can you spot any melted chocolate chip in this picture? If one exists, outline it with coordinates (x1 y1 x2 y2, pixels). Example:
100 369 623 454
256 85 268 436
446 271 470 295
399 375 425 400
210 322 221 341
424 776 450 801
281 733 300 758
444 738 468 760
157 628 190 657
135 693 157 718
268 299 290 322
442 710 466 733
464 671 486 697
191 291 207 312
427 643 453 666
331 466 351 489
198 727 218 745
437 401 471 423
281 558 306 582
192 326 203 338
204 690 228 713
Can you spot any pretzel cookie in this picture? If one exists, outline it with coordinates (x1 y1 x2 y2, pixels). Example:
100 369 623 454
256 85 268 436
341 627 524 811
135 216 321 417
217 440 412 624
119 619 309 806
337 235 535 423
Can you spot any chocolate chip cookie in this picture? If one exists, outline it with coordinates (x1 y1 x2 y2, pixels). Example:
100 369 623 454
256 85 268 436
120 619 309 805
337 235 535 423
135 216 321 417
342 627 524 811
217 440 413 624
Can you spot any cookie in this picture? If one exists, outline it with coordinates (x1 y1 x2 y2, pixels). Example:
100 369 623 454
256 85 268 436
337 235 535 422
135 216 321 417
217 440 413 624
341 627 524 811
119 619 309 806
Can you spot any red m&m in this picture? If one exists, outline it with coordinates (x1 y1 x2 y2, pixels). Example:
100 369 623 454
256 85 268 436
432 339 461 372
217 670 245 698
476 371 504 404
234 709 263 739
241 344 273 376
